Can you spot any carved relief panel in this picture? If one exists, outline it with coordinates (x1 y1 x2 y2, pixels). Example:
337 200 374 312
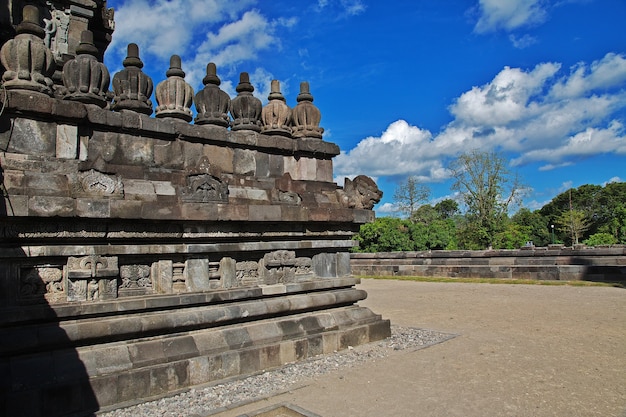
66 255 119 301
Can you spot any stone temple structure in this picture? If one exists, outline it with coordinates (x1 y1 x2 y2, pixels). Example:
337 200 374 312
0 3 389 416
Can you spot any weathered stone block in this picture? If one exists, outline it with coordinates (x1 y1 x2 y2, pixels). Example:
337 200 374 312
117 369 150 403
339 326 368 349
8 118 56 156
110 200 143 218
28 196 75 216
182 141 204 169
154 139 184 168
268 153 284 177
163 336 199 361
337 252 351 277
181 202 219 221
239 348 260 375
259 345 281 369
316 158 333 182
204 144 234 174
56 124 79 159
249 205 281 221
117 134 154 165
255 151 270 178
234 148 256 175
76 199 110 218
128 340 166 368
185 259 211 291
313 253 337 278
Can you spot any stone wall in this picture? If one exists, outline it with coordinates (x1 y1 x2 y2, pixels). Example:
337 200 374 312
0 5 389 416
351 246 626 283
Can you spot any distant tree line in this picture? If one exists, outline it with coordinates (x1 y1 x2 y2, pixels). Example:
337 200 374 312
354 151 626 252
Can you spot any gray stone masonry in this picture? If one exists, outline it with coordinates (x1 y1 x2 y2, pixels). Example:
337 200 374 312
351 246 626 283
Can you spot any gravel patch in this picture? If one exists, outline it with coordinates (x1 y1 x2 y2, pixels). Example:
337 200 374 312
99 326 455 417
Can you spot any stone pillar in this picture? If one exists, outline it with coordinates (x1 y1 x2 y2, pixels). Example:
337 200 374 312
291 81 324 139
61 30 110 107
112 43 154 115
261 80 292 137
230 72 262 132
194 62 231 127
0 5 55 96
156 55 194 122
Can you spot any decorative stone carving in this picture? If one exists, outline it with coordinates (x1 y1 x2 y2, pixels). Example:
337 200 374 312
230 72 262 132
0 5 55 95
194 62 231 127
19 266 64 303
61 30 110 107
67 255 119 301
44 8 70 64
172 262 186 293
182 156 228 202
119 264 152 296
341 175 383 210
277 190 302 205
155 55 194 122
236 261 259 287
291 81 324 139
261 80 292 137
112 43 153 115
260 250 298 284
183 173 229 202
79 169 123 195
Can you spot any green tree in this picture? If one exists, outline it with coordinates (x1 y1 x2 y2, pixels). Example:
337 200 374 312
556 209 589 245
449 150 525 249
511 208 550 246
434 199 459 219
393 176 430 220
354 217 414 252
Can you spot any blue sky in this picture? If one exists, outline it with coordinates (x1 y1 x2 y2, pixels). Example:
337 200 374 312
103 0 626 216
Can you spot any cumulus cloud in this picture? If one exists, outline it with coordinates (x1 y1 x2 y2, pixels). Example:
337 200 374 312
335 53 626 182
474 0 548 33
106 0 294 90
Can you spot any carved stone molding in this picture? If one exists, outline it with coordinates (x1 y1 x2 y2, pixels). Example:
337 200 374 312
79 169 123 195
119 264 152 296
67 255 119 302
183 173 228 203
19 266 64 303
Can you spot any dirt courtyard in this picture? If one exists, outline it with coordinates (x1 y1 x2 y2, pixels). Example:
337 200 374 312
219 279 626 417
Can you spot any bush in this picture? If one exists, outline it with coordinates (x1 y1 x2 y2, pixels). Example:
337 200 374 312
583 233 617 246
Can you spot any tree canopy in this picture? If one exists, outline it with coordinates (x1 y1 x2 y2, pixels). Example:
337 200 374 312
356 158 625 251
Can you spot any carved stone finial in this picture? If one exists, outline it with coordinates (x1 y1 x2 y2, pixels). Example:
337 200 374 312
261 80 292 137
291 81 324 139
194 62 231 127
0 5 55 95
230 72 262 132
61 30 110 107
111 43 153 115
155 55 194 122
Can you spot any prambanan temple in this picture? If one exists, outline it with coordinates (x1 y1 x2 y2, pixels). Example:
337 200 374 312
0 2 390 416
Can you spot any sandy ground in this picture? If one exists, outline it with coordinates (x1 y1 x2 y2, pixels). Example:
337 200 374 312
216 279 626 417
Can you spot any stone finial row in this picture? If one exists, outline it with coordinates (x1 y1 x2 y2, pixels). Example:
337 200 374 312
0 6 323 138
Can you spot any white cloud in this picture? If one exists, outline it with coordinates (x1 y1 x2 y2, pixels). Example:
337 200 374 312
106 0 294 91
509 33 538 49
336 53 626 182
474 0 548 33
375 202 399 214
315 0 366 17
604 176 622 185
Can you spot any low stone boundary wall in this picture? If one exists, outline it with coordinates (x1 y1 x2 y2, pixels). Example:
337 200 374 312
351 246 626 283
